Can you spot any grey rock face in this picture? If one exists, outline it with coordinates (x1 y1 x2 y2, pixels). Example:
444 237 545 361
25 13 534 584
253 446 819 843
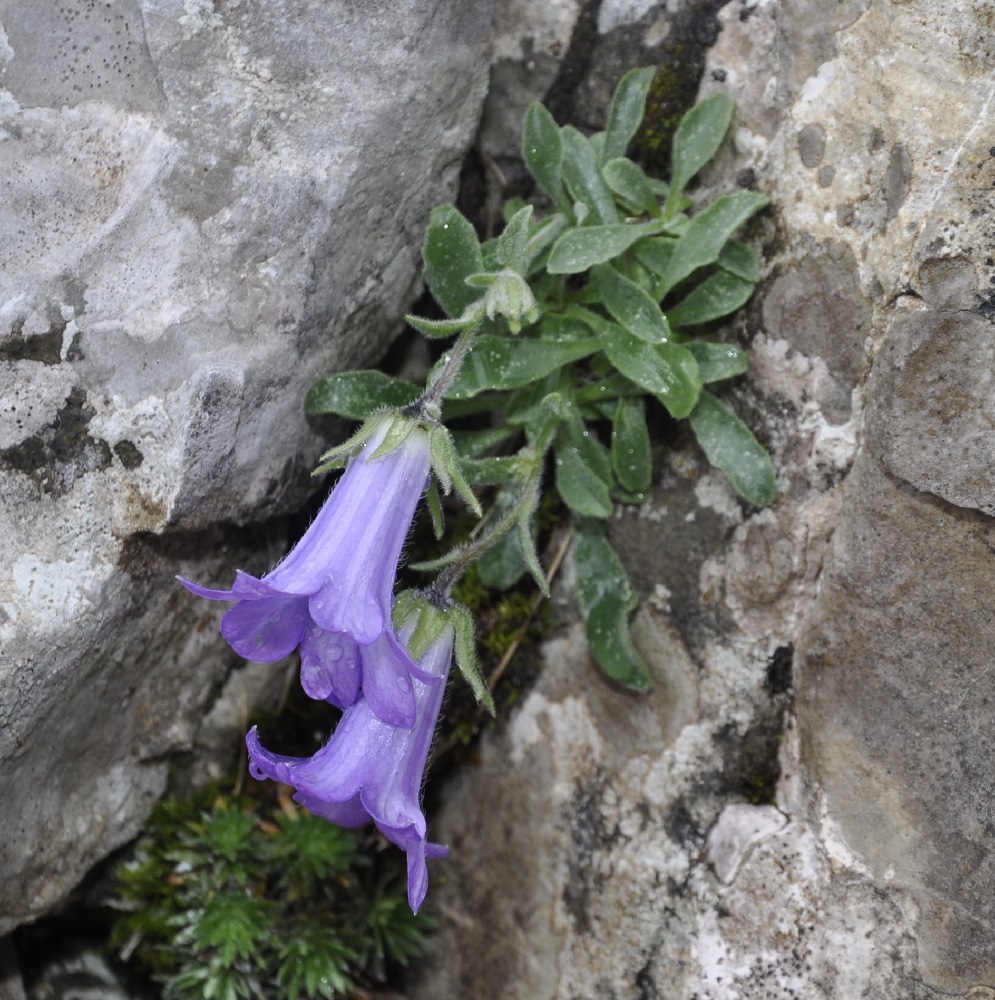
409 0 995 996
0 0 491 929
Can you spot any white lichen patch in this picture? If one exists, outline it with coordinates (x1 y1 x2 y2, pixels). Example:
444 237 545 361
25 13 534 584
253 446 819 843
706 802 788 883
597 0 660 34
694 472 745 524
10 550 114 631
507 688 605 773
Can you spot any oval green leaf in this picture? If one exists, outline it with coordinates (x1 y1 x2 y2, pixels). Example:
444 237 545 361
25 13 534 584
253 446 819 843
688 389 776 506
305 371 421 419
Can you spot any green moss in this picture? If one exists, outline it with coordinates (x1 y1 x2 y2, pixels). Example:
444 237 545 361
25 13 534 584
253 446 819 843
634 49 694 171
111 776 431 1000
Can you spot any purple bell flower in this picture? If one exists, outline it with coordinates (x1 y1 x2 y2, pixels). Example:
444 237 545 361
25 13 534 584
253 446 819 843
246 619 453 913
180 417 432 728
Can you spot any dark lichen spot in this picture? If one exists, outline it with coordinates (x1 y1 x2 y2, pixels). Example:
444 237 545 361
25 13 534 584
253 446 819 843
663 797 703 848
113 439 144 469
0 386 112 495
0 318 82 365
635 960 657 1000
561 771 622 934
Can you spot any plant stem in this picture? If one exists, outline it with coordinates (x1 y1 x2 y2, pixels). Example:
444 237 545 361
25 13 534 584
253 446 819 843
414 321 480 412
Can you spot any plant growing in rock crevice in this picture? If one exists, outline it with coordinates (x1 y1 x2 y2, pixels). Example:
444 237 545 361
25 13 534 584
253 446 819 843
117 65 774 999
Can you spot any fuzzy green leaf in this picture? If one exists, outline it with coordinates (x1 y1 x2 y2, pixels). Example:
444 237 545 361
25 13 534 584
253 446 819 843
718 239 760 282
657 190 768 298
632 235 676 279
423 204 485 318
599 323 702 418
667 92 735 211
446 334 599 398
689 389 776 506
611 397 652 494
459 455 522 486
305 371 420 419
684 341 749 383
603 66 657 162
452 605 496 714
497 204 534 275
666 270 756 327
602 157 660 217
523 101 568 210
561 125 620 225
451 425 519 457
426 476 444 538
429 426 482 516
476 526 529 590
573 518 651 691
591 263 670 343
546 221 660 274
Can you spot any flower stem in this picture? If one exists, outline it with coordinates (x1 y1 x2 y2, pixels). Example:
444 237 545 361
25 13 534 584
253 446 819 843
413 321 481 415
427 415 558 600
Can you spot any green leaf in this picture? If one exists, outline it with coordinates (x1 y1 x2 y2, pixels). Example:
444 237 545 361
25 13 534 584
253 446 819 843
561 125 620 225
600 323 702 418
718 239 760 282
684 341 749 382
667 92 735 212
475 484 532 590
632 235 676 279
573 518 651 691
476 526 529 590
688 389 776 506
523 101 568 210
451 425 519 457
459 455 522 486
446 334 599 398
496 204 533 274
429 426 481 515
517 509 549 596
426 476 444 538
666 270 755 327
591 263 670 343
505 373 562 426
556 444 612 517
423 204 485 318
525 213 569 275
611 397 652 493
546 220 661 274
603 66 657 162
602 157 660 217
305 371 421 419
574 372 643 406
657 190 768 298
452 605 496 714
554 412 613 518
503 196 527 223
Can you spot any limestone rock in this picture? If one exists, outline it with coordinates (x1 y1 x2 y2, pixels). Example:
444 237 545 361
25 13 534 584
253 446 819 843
0 0 491 929
411 0 995 995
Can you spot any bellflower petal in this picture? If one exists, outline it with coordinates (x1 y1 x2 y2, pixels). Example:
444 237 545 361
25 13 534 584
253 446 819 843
179 417 431 722
246 620 453 912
